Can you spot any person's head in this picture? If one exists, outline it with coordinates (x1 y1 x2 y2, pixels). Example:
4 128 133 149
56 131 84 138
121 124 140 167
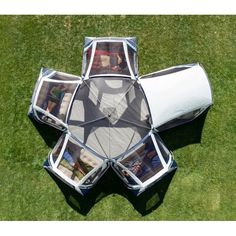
130 160 142 175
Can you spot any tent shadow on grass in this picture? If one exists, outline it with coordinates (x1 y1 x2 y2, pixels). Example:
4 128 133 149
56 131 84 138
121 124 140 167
45 167 177 216
29 109 209 216
159 109 209 151
29 115 63 148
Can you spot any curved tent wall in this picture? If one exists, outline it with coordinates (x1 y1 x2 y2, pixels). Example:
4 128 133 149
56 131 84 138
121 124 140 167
44 133 108 195
29 68 81 130
112 131 175 195
82 37 137 80
139 63 213 130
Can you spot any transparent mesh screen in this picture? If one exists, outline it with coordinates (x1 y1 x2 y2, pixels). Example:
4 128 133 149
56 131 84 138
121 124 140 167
70 118 110 158
127 45 137 75
35 110 65 129
89 42 130 76
113 163 138 185
36 81 77 122
68 77 151 158
154 134 170 164
82 166 105 185
57 137 102 183
119 136 164 183
52 134 66 163
82 45 92 76
50 72 81 81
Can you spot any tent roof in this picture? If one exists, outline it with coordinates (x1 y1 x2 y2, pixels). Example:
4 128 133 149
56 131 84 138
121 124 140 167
68 76 151 159
140 63 213 129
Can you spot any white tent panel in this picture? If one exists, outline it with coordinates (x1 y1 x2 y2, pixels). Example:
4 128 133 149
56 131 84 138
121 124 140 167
139 64 213 128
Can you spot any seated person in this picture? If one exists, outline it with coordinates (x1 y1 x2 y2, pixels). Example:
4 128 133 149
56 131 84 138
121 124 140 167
46 84 67 113
110 53 123 71
128 160 144 177
123 141 161 181
143 142 162 171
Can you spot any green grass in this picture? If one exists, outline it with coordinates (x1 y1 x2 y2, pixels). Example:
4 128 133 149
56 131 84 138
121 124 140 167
0 15 235 220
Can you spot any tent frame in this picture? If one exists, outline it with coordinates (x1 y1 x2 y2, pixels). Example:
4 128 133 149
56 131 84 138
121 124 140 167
29 69 81 130
83 38 137 80
46 133 109 194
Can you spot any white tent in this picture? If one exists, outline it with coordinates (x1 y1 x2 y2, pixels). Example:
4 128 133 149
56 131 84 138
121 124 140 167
28 37 213 196
140 63 213 130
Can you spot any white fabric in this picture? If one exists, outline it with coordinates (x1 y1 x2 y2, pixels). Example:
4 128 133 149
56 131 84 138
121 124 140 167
140 64 213 128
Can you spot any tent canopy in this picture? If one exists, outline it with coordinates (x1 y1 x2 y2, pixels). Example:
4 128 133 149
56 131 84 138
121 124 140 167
140 63 213 130
68 76 151 159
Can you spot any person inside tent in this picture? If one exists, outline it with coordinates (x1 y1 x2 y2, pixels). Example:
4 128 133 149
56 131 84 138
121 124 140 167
61 147 100 180
110 52 123 71
122 140 161 181
142 141 162 171
62 148 87 177
45 84 67 113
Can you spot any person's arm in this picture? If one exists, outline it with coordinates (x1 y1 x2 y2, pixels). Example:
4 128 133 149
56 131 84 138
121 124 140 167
117 54 122 65
49 86 55 96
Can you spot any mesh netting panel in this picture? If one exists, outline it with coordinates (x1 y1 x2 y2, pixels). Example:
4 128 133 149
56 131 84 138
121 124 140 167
70 118 110 158
36 81 77 122
89 42 130 76
68 77 151 158
119 136 164 183
68 82 106 126
57 137 103 183
108 119 147 158
112 82 151 128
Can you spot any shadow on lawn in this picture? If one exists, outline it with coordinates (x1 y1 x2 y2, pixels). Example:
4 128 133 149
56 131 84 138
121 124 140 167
46 166 177 216
159 109 209 151
30 109 209 216
29 116 62 148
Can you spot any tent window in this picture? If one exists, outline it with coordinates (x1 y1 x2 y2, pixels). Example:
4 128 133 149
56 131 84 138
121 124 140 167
113 163 138 185
127 45 137 75
82 45 92 76
82 166 103 185
141 66 189 79
51 135 66 163
50 72 80 81
35 110 65 129
89 42 130 76
36 81 77 122
154 134 170 164
120 136 163 183
57 139 102 183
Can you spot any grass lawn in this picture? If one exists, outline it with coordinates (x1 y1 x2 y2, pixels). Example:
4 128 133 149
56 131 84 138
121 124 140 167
0 15 235 220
